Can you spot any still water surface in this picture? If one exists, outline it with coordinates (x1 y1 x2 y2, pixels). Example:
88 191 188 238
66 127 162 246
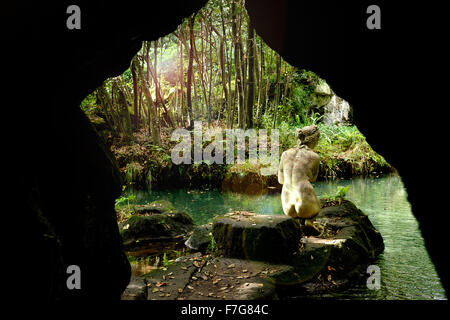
131 175 446 300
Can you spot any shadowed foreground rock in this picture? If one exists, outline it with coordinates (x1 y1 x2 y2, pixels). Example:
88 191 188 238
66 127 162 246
122 200 384 299
120 200 194 252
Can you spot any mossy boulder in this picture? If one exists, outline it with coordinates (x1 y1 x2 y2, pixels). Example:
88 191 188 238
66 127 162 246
212 213 302 264
184 223 213 252
120 200 194 251
210 200 384 295
288 200 384 293
221 166 282 195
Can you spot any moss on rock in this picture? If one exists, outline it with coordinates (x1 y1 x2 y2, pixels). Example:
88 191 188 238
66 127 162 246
120 200 194 252
212 213 302 264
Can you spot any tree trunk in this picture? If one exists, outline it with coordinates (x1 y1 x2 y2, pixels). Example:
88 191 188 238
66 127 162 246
272 53 282 128
232 0 245 128
139 43 161 145
186 15 196 129
246 21 255 129
208 19 213 125
179 30 186 127
113 79 133 141
131 58 139 130
255 39 265 127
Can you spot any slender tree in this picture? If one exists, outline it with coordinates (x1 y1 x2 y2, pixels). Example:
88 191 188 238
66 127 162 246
186 15 196 129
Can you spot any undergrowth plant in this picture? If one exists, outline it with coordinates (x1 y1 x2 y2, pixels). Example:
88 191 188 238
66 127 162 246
115 185 137 223
321 185 350 205
207 233 216 253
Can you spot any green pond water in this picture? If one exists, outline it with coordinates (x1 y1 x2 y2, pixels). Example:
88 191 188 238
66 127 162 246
130 174 446 300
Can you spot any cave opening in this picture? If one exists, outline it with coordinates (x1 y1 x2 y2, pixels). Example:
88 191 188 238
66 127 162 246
4 0 448 301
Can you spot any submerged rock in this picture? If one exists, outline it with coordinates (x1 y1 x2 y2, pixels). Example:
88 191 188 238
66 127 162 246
120 200 194 252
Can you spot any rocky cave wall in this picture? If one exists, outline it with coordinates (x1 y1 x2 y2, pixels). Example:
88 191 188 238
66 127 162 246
3 0 208 299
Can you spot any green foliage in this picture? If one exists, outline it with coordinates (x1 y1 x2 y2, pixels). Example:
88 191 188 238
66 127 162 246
173 248 190 259
336 185 349 198
315 124 389 178
295 69 321 86
277 121 297 150
275 121 390 178
297 109 323 127
115 185 137 222
274 69 325 127
162 252 170 268
115 186 136 207
321 185 350 201
80 93 99 114
207 233 216 253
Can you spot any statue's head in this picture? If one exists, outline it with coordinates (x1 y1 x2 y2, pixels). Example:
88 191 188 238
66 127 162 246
296 125 320 149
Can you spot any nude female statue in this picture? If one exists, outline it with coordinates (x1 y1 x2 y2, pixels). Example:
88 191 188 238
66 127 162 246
278 125 321 220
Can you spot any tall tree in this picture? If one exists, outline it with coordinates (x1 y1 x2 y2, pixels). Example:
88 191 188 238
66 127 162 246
130 57 139 130
186 15 196 129
272 53 282 128
246 21 255 129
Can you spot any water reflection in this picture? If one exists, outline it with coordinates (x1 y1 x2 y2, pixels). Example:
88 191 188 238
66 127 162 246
130 174 446 300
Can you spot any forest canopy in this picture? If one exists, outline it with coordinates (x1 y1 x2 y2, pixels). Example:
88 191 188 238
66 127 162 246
81 0 326 143
81 0 390 189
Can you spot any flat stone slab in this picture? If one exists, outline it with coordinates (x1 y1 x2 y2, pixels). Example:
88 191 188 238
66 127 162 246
212 212 302 264
130 254 296 300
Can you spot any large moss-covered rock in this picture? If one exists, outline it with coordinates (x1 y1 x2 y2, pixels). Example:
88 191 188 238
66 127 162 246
221 167 282 196
212 213 302 264
289 200 384 293
120 201 194 251
208 200 384 296
316 200 384 258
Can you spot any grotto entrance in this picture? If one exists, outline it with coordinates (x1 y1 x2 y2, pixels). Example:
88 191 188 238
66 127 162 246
3 0 448 300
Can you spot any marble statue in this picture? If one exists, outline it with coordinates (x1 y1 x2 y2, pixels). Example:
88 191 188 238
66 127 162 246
278 125 321 220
